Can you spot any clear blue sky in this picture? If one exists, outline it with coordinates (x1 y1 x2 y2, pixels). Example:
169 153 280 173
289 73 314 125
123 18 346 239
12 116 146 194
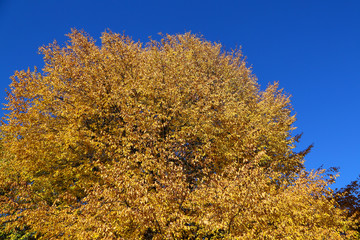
1 0 359 189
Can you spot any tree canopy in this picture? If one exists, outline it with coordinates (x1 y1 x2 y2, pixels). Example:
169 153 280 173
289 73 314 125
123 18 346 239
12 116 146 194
0 30 357 239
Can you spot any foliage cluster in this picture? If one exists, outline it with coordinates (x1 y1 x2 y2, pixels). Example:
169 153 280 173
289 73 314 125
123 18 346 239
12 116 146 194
0 30 357 239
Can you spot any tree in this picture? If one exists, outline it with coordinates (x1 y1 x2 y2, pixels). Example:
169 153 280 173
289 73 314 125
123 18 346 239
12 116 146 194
335 175 360 236
0 29 356 239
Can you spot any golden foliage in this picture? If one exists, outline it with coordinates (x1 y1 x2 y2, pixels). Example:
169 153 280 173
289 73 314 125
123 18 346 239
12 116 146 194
0 30 356 239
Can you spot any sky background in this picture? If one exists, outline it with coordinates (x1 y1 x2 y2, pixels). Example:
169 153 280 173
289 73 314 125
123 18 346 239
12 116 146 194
0 0 359 189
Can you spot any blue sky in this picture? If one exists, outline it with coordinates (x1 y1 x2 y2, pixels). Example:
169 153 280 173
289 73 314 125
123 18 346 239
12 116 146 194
1 0 359 189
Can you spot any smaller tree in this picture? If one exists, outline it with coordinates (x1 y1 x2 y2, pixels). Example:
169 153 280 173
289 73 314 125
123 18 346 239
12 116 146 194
336 175 360 234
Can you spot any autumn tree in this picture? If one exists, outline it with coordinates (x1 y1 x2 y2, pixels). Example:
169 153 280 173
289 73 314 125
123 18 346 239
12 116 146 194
0 30 356 239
